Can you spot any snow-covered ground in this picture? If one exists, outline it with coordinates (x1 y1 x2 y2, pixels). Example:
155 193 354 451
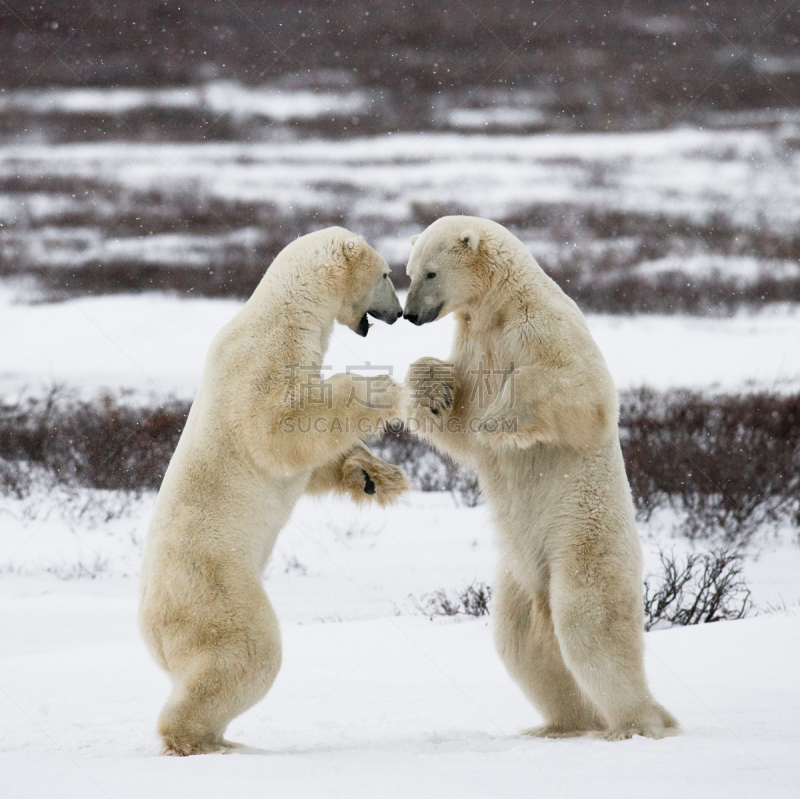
3 488 799 623
1 593 798 799
2 284 799 401
1 487 800 798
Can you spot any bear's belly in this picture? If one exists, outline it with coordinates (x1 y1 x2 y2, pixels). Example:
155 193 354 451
476 445 613 591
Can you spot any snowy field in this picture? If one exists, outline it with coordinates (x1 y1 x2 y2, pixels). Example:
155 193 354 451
4 126 800 228
2 117 800 311
2 271 800 796
1 487 800 798
1 578 799 799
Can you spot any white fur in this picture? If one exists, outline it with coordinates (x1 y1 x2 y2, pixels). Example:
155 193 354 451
404 216 678 740
139 227 409 755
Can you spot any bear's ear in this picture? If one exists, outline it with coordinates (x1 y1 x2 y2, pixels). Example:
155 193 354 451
459 229 480 251
410 234 419 246
342 235 365 259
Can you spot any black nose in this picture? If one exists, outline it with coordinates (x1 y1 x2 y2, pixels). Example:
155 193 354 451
404 312 418 325
395 309 403 320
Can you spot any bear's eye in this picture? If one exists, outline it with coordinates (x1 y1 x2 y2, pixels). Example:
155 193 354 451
426 272 437 279
383 273 389 279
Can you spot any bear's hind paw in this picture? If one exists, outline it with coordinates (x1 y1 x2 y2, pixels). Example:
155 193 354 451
523 723 599 739
163 736 242 757
599 715 680 742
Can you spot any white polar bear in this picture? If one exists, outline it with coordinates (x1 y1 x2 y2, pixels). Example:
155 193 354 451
403 216 677 740
139 228 409 755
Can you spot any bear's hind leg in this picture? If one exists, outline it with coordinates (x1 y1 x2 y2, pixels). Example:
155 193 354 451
157 589 282 756
493 568 605 738
550 567 678 741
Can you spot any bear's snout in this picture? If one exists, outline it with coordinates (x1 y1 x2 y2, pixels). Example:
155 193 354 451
367 306 403 324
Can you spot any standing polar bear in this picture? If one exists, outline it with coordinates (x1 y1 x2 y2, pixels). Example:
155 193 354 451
403 216 677 740
140 228 409 755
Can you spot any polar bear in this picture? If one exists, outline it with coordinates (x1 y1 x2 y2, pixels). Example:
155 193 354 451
139 228 410 755
403 216 677 740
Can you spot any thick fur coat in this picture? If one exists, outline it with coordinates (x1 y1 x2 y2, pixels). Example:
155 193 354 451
403 216 677 740
139 228 409 755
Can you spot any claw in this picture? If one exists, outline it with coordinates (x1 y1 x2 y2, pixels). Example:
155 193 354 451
362 469 376 495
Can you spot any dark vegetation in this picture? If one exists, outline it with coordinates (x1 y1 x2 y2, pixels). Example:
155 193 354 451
621 388 800 544
2 175 799 313
0 182 349 301
2 0 800 135
1 387 798 546
643 547 752 629
415 549 753 628
423 202 800 314
0 387 188 494
413 581 493 619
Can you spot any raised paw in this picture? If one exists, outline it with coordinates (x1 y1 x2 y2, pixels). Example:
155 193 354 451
406 357 458 420
418 381 453 417
342 452 410 506
366 374 409 421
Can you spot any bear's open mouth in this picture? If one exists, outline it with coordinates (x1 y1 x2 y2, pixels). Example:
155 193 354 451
355 313 371 337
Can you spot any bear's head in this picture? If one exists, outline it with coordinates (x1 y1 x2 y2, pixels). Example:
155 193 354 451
333 230 403 337
403 216 491 326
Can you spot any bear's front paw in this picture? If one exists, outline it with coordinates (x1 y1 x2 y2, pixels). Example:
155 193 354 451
406 358 458 420
342 453 410 506
416 381 454 417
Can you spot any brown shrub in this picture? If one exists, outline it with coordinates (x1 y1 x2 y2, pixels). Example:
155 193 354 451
643 547 752 630
1 387 798 545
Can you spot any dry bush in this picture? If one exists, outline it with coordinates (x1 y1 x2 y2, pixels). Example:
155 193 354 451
44 555 110 581
1 387 798 547
413 551 752 627
412 554 752 628
0 388 189 493
621 388 800 544
414 581 493 618
643 547 752 630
